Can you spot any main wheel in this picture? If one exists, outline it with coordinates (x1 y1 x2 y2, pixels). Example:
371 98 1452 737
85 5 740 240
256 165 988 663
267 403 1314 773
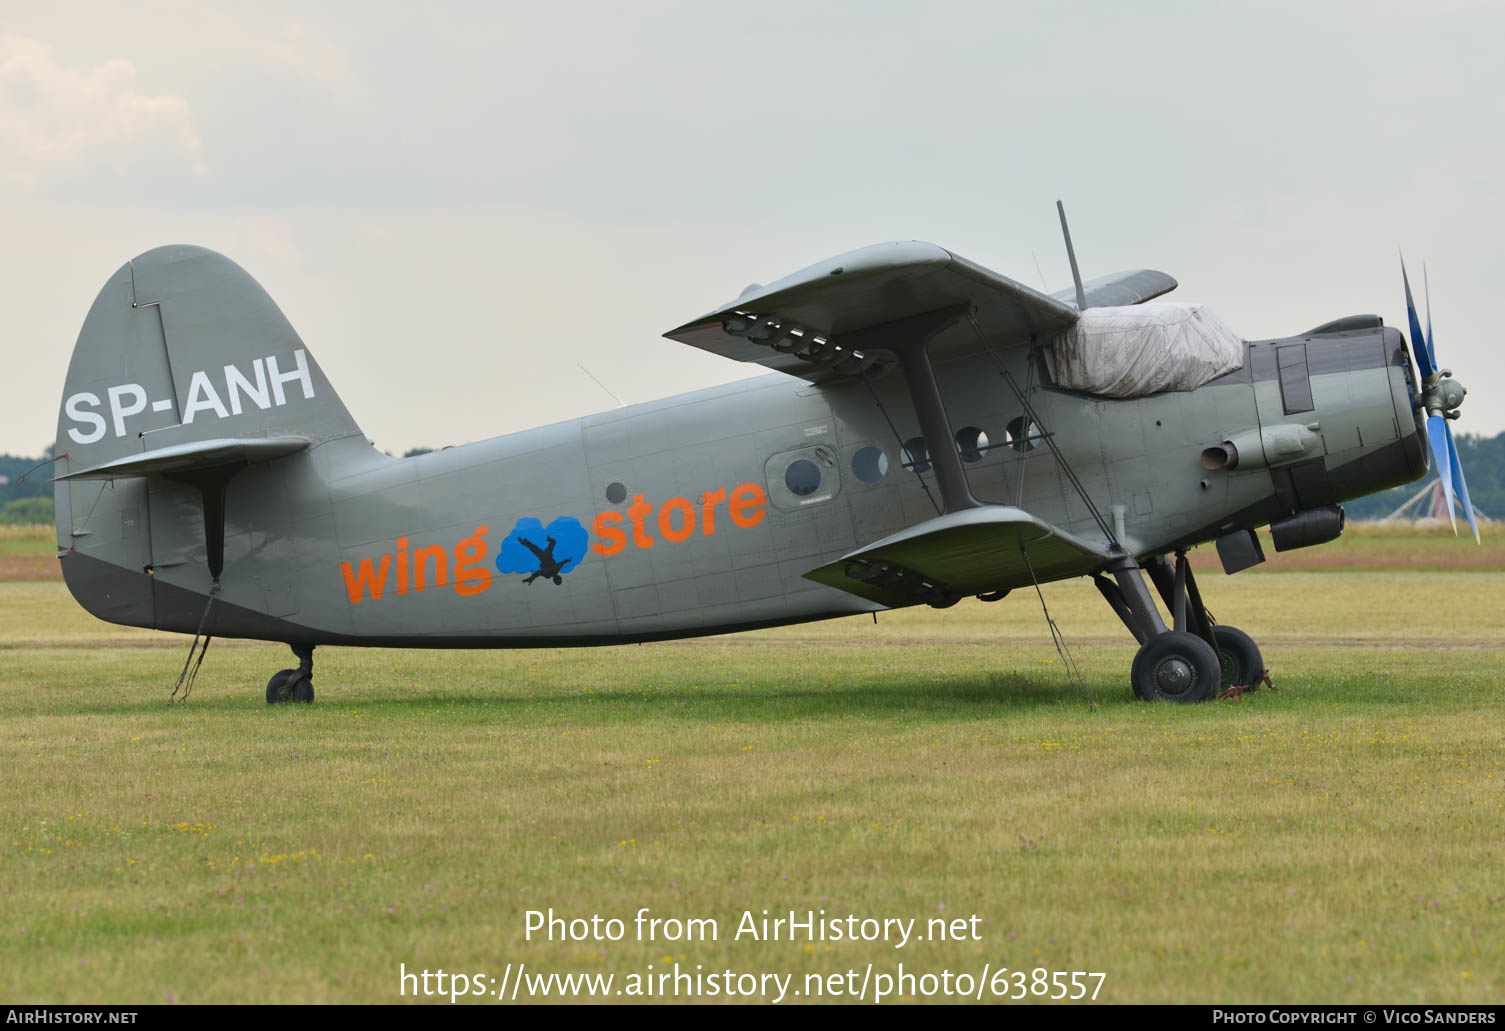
1210 625 1264 690
290 673 314 703
281 670 314 703
266 668 297 704
1131 631 1221 703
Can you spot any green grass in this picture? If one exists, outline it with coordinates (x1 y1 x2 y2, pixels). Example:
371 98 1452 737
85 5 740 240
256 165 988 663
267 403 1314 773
1 563 1502 1004
0 524 57 558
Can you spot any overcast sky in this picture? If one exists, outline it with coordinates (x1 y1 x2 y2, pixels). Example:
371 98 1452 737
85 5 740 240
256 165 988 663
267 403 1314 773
3 1 1502 455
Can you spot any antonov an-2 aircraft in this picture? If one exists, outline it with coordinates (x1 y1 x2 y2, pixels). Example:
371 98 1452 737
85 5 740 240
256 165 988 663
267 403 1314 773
51 208 1475 704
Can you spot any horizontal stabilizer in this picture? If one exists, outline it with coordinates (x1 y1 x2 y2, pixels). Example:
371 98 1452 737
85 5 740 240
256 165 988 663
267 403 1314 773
804 506 1112 607
53 436 310 481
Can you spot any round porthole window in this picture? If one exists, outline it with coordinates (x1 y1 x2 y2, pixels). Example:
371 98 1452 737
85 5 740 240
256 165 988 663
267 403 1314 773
851 446 889 483
785 458 822 496
1005 416 1038 453
604 481 627 504
902 436 931 473
956 426 990 463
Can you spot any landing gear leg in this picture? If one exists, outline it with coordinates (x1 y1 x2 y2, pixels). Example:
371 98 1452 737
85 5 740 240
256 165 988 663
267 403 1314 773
266 644 315 704
1099 557 1221 703
1146 551 1266 693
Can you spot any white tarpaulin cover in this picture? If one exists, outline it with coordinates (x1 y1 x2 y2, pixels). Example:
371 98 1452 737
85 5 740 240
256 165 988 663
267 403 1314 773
1052 303 1245 398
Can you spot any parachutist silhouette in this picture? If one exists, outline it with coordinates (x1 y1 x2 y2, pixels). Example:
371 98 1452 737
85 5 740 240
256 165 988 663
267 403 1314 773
518 535 570 585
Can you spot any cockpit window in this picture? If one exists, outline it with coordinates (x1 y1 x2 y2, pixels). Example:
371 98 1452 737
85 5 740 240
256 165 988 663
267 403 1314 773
1277 344 1314 414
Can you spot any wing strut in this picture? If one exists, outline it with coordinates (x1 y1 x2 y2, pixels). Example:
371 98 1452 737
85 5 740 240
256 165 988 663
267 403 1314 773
840 305 981 514
854 360 941 516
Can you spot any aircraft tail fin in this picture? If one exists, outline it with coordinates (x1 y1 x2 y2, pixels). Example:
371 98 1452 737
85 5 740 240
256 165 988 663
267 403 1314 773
55 245 361 482
53 245 365 619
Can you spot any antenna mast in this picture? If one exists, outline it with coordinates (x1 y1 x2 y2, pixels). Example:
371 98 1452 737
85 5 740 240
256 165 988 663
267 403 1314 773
1056 200 1087 310
577 362 628 408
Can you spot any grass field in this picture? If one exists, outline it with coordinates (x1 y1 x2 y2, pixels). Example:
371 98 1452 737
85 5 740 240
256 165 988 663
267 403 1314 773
1 525 1502 1004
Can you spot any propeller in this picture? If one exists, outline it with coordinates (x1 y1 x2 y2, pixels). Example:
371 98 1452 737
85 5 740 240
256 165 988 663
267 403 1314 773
1401 257 1478 542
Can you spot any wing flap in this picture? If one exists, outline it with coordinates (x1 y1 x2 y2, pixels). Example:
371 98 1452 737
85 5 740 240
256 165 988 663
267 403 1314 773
804 506 1112 607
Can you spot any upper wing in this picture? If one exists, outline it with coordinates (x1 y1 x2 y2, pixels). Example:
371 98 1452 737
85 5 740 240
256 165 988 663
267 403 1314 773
664 241 1176 384
664 241 1078 382
1054 268 1178 309
803 505 1112 607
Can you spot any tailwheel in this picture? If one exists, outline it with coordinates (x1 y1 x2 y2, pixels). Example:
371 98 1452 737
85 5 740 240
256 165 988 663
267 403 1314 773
1210 625 1264 690
1131 631 1221 703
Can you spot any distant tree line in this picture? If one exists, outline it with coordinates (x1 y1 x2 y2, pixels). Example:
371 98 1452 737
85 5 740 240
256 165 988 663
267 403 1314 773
3 432 1501 526
0 445 57 525
1341 432 1505 521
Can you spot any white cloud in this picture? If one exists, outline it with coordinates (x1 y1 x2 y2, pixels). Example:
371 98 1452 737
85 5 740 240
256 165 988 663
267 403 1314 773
0 32 203 189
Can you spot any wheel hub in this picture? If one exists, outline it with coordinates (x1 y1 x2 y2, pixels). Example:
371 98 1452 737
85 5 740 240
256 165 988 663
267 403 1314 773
1154 656 1194 695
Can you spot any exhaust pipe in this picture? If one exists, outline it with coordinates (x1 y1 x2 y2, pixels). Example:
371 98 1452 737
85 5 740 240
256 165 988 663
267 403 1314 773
1202 423 1322 472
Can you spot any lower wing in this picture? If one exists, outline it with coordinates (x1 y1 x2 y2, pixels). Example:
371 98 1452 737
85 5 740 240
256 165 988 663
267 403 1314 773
804 506 1112 607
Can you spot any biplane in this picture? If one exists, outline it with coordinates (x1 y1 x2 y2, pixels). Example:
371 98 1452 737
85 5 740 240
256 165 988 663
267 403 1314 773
51 207 1471 703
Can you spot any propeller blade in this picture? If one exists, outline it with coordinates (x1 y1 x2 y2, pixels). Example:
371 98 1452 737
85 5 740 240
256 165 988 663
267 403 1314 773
1401 256 1437 381
1444 421 1481 544
1424 263 1436 365
1426 413 1457 533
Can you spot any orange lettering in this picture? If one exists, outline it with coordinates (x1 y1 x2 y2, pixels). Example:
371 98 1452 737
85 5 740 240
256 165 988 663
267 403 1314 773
396 536 410 594
453 526 492 597
339 554 391 604
658 496 695 543
413 544 448 591
592 511 627 556
627 494 655 548
699 487 727 535
729 482 767 528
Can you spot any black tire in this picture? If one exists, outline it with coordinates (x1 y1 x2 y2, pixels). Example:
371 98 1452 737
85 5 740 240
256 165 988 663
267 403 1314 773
289 672 314 703
266 668 297 704
1131 631 1221 703
1211 625 1264 689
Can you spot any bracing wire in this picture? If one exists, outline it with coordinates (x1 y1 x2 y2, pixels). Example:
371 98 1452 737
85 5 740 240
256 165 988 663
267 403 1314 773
856 359 941 516
1021 544 1095 712
965 313 1118 548
169 581 219 706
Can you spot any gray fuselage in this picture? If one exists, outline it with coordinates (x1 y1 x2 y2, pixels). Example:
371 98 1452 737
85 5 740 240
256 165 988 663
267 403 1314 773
58 319 1425 647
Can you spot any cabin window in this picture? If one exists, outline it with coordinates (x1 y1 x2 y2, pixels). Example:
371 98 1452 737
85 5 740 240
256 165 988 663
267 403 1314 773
902 436 931 473
956 426 990 463
785 459 821 496
763 445 840 510
1005 416 1040 452
851 446 889 483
